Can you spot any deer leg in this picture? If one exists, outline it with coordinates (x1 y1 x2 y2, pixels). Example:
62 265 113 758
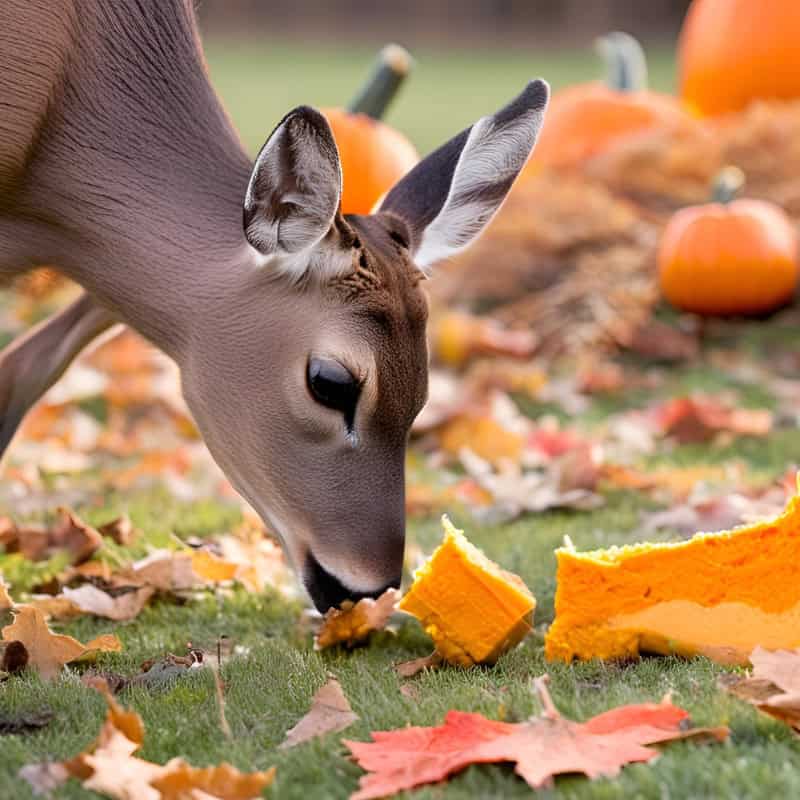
0 292 117 458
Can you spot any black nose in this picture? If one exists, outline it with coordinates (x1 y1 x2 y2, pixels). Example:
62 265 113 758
304 552 400 613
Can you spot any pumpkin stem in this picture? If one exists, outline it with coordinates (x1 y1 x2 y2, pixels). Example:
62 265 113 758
595 31 647 92
712 166 746 204
347 44 413 120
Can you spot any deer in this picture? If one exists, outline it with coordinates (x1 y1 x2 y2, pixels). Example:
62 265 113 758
0 1 548 612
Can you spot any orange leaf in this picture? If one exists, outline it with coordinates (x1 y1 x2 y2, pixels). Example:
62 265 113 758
191 549 239 583
345 676 728 799
280 677 358 749
151 760 276 799
1 606 121 680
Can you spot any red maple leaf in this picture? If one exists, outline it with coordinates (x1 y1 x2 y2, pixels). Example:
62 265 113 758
344 677 728 799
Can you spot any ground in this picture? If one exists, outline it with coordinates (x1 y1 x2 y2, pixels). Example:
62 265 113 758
2 39 800 800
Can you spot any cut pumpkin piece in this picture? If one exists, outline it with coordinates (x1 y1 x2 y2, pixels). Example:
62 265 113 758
545 485 800 666
399 516 535 666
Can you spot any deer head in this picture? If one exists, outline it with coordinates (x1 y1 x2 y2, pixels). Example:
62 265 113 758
180 81 548 612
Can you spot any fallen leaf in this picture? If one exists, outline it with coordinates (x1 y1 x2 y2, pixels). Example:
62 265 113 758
315 588 399 649
723 646 800 732
20 681 274 799
151 760 276 799
345 675 728 799
27 595 86 621
650 396 772 444
641 492 786 536
63 584 156 622
0 507 103 565
126 550 197 592
394 652 443 679
280 677 359 749
190 549 239 583
1 606 122 680
98 516 136 546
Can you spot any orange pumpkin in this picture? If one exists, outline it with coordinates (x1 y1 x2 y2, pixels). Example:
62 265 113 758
679 0 800 117
322 44 418 214
523 32 692 174
658 167 799 316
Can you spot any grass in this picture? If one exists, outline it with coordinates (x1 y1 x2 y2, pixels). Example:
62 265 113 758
203 38 677 157
4 40 800 800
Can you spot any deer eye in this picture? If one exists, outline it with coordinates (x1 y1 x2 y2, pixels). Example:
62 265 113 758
307 358 360 424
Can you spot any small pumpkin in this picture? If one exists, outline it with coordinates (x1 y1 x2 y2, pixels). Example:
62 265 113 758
679 0 800 117
658 167 799 316
322 44 418 214
522 32 691 174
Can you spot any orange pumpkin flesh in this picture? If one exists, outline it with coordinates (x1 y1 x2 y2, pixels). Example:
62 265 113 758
658 170 799 316
322 108 418 215
680 0 800 117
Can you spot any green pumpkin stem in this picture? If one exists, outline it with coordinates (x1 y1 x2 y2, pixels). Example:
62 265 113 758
712 166 746 204
347 44 413 120
595 31 647 92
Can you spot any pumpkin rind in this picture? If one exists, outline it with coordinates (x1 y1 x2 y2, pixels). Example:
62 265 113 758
399 516 535 666
658 197 799 316
322 108 418 215
679 0 800 117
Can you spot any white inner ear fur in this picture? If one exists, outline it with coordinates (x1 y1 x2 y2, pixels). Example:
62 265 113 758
415 105 545 271
244 115 349 282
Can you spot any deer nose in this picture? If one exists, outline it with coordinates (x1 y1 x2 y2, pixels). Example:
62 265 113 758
304 551 400 613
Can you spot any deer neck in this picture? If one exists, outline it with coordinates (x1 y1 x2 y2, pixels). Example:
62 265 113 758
23 1 255 362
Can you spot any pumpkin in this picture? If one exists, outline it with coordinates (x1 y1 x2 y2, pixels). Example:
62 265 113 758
679 0 800 117
322 44 418 214
521 32 691 174
658 167 799 316
399 515 536 666
545 477 800 666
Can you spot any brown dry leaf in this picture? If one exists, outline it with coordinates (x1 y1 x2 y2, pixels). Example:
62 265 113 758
651 396 772 444
1 606 122 680
1 507 103 565
126 550 197 592
395 652 443 679
315 588 399 650
723 646 800 732
21 681 273 799
281 677 358 749
28 595 85 621
98 515 136 546
63 584 156 622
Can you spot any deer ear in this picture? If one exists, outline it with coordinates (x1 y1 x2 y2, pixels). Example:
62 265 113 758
379 79 549 271
243 107 344 276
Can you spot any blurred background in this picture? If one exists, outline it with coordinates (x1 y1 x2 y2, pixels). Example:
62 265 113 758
198 0 688 155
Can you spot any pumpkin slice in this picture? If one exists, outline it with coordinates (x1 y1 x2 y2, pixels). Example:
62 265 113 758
545 484 800 665
399 516 535 666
